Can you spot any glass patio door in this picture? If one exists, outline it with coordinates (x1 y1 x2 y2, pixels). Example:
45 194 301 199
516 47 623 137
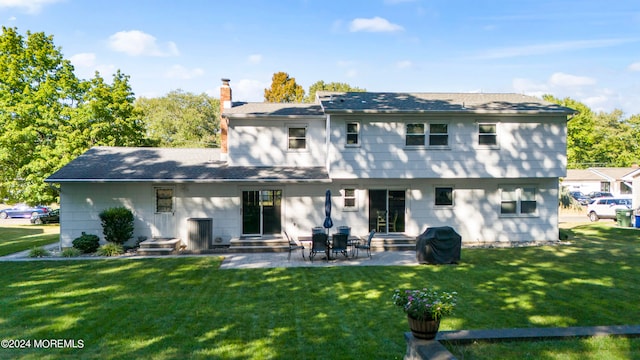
368 189 405 233
242 190 282 236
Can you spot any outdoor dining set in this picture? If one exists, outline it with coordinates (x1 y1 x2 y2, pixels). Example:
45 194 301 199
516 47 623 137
286 228 375 262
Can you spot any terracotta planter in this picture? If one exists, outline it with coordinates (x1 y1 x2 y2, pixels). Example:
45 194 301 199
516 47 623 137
407 314 440 340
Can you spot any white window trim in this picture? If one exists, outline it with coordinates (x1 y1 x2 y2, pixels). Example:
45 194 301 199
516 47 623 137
499 185 538 217
342 187 359 212
155 187 175 214
405 123 426 148
477 121 500 149
286 124 308 152
427 122 450 149
345 121 361 147
434 185 454 208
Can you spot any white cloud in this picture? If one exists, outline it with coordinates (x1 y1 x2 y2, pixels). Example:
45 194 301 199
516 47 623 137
349 17 404 33
234 78 266 102
628 62 640 71
395 60 413 69
108 30 179 57
0 0 62 14
164 65 204 80
475 38 636 60
549 72 596 87
69 52 116 79
70 52 96 68
247 54 262 64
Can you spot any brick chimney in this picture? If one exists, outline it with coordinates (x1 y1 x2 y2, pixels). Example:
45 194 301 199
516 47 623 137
220 78 232 155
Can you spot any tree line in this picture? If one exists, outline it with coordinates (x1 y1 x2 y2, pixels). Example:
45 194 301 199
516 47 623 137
1 27 639 206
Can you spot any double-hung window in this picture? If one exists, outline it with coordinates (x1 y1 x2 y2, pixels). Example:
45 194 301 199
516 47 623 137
288 126 306 150
500 186 537 215
406 123 425 146
478 123 498 146
429 123 448 146
155 188 174 213
343 188 357 210
346 122 360 146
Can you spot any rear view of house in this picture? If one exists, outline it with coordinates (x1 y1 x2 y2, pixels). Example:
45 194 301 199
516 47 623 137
46 79 575 249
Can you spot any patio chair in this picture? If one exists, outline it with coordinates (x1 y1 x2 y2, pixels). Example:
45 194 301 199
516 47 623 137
355 230 375 258
376 211 387 232
331 233 349 258
284 231 305 261
310 232 329 262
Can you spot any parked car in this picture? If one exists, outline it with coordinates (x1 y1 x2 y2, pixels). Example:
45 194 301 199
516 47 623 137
587 191 613 199
30 209 60 224
569 191 591 206
0 204 50 219
586 197 632 222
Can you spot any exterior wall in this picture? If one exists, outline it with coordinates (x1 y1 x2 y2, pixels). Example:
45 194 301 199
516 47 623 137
227 117 326 167
561 180 605 195
59 178 560 247
327 114 567 179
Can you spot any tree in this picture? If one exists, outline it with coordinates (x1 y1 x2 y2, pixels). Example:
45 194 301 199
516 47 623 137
543 95 595 168
0 27 147 205
304 80 366 103
135 90 220 148
264 72 305 103
544 94 640 168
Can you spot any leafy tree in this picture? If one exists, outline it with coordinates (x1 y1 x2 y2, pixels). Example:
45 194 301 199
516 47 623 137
544 94 640 168
135 90 220 147
543 95 595 168
0 27 147 205
304 80 366 103
264 72 305 103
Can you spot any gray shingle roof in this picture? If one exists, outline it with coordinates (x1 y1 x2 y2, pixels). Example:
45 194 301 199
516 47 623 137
223 102 325 117
45 147 330 183
317 91 577 114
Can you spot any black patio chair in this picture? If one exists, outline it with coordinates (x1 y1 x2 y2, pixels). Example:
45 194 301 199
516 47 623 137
310 232 328 262
331 233 349 258
355 230 375 258
284 231 305 261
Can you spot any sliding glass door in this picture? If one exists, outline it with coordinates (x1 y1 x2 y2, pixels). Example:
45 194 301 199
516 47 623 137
242 190 282 236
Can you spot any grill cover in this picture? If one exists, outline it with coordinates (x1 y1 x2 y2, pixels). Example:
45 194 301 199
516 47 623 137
416 226 461 264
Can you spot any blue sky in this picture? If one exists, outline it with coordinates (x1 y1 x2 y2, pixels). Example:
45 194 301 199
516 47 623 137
2 0 640 115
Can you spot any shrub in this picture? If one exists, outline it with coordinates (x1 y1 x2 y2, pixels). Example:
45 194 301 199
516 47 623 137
61 247 82 257
72 232 100 253
97 243 124 257
99 207 134 245
28 246 50 258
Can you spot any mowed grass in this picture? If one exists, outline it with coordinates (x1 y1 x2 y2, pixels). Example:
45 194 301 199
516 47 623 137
0 222 638 359
0 224 59 256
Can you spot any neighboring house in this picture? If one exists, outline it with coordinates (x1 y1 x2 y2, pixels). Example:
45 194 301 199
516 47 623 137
46 79 576 248
562 167 640 197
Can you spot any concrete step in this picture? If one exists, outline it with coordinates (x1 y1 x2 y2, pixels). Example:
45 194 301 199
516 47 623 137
137 247 177 256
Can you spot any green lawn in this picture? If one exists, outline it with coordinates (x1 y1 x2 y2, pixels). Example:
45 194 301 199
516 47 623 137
0 223 638 359
0 224 59 256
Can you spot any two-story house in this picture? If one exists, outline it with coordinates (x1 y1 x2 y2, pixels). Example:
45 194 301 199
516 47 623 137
46 79 575 249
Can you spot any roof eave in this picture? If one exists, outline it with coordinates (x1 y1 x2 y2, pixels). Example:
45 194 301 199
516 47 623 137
46 178 332 183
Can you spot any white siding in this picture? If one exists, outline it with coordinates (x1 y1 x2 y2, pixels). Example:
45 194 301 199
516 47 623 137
58 177 560 247
327 114 567 179
228 117 326 167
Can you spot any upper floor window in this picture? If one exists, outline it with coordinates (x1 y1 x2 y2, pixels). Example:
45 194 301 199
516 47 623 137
435 187 453 206
288 126 306 150
346 122 360 146
155 188 174 213
429 123 448 146
478 123 497 146
500 186 537 215
406 123 425 146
